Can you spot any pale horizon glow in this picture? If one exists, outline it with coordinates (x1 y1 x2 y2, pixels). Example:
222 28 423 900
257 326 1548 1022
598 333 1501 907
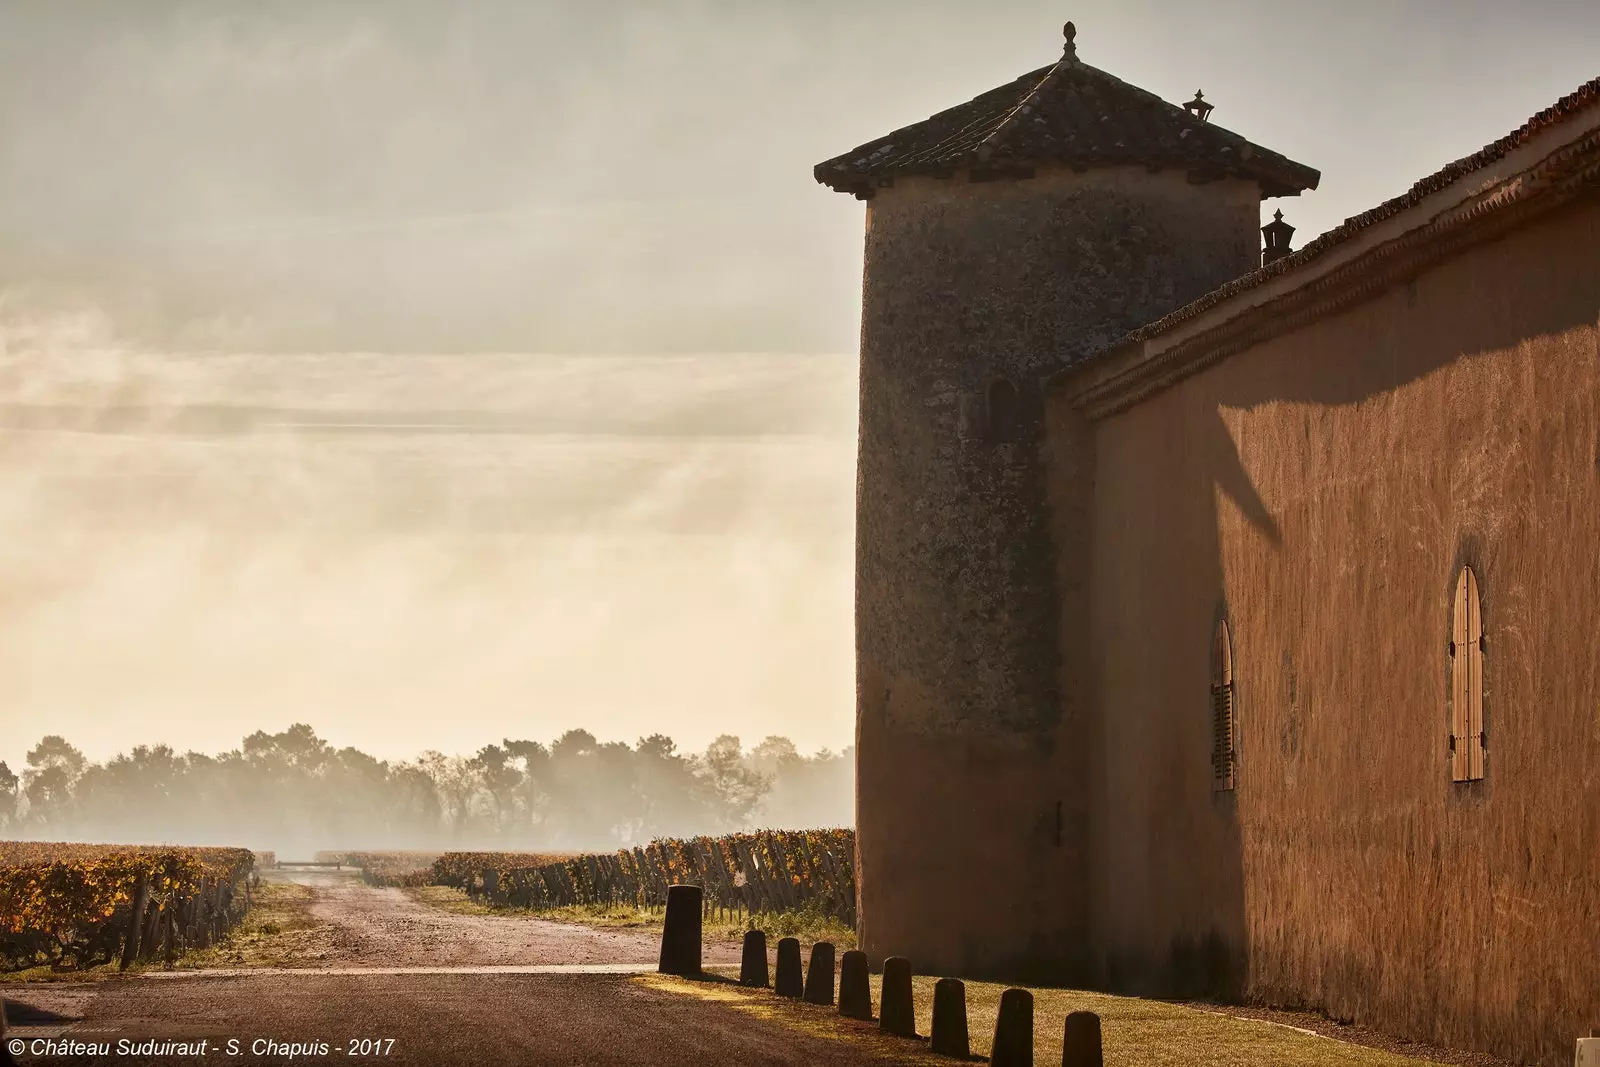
0 316 856 772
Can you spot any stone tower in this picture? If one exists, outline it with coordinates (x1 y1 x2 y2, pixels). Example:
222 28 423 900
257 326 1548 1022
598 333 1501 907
815 23 1317 978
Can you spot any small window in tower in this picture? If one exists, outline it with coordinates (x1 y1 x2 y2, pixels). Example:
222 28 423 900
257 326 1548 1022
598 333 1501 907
986 377 1019 442
1211 619 1236 792
1449 566 1486 782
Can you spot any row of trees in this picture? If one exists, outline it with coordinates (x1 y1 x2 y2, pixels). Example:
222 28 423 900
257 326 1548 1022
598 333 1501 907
0 725 853 858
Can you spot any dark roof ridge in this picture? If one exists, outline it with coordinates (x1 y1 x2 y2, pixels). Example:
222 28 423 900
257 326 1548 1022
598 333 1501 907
1053 57 1284 163
1056 72 1600 419
972 56 1072 160
1286 73 1600 268
814 38 1319 199
1108 72 1600 352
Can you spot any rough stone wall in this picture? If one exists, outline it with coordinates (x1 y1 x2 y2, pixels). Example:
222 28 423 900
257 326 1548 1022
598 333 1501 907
1072 194 1600 1065
855 166 1261 978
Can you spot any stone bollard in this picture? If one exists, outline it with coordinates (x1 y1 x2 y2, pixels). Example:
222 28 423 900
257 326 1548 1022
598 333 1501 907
1062 1010 1102 1067
837 950 873 1020
657 884 703 976
879 956 917 1037
739 930 769 987
774 937 804 998
803 942 836 1005
990 987 1034 1067
930 977 970 1058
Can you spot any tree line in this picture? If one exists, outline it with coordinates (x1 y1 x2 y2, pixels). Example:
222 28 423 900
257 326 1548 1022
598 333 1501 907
0 725 853 858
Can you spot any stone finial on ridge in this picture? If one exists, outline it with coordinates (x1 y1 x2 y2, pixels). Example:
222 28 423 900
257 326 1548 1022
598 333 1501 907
1063 21 1078 60
1262 208 1297 266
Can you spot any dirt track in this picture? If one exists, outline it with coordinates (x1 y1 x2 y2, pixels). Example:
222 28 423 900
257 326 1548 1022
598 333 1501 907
4 869 785 1066
1 872 1496 1066
5 973 920 1066
284 869 740 969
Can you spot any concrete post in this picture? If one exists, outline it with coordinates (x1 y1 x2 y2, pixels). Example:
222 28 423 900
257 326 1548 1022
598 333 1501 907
879 957 916 1037
838 950 873 1020
657 884 703 976
803 942 837 1005
931 977 970 1058
774 937 804 998
990 988 1034 1067
739 930 769 987
1062 1010 1103 1067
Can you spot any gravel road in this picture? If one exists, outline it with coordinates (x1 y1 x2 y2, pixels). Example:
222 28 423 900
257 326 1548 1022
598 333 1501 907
4 872 1497 1066
286 870 740 968
2 869 785 1066
5 973 913 1066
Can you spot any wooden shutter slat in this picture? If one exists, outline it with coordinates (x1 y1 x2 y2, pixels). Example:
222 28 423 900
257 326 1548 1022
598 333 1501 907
1450 569 1470 782
1466 568 1485 780
1212 620 1235 792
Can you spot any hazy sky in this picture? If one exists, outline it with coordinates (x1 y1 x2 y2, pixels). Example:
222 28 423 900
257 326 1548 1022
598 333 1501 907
4 0 1598 353
0 1 1596 772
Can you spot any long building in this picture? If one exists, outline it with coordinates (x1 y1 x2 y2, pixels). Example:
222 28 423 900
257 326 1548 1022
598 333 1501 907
817 21 1599 1066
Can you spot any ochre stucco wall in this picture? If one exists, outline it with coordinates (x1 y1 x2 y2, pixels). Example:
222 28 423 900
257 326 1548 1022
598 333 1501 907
1065 194 1600 1065
856 166 1260 978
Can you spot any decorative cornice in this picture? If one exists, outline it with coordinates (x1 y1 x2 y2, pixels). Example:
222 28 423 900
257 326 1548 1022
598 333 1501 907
1058 126 1600 421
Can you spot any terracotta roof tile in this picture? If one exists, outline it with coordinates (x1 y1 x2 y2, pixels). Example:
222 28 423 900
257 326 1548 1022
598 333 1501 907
815 35 1319 200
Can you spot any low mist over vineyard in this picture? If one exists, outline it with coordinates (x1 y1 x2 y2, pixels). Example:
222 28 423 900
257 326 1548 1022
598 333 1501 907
0 724 852 857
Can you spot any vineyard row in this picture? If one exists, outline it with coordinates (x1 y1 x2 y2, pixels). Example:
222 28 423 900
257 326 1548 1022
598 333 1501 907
0 845 256 973
429 829 856 924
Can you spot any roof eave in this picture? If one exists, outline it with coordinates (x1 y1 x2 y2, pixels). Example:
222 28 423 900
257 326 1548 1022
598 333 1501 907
1051 96 1600 420
815 156 1320 199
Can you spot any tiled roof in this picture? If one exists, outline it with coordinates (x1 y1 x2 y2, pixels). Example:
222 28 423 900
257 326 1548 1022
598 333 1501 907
1116 73 1600 348
815 29 1319 200
1057 72 1600 418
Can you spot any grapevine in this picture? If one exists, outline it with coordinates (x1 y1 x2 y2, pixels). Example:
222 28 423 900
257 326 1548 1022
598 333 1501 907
0 842 255 972
431 829 856 924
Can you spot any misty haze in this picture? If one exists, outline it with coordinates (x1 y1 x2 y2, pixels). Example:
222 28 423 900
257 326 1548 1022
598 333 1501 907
0 322 856 848
0 0 1595 851
3 3 1598 1065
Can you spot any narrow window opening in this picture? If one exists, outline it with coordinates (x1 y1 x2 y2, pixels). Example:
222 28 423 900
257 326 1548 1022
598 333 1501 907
1449 566 1486 782
1211 619 1236 792
986 377 1019 443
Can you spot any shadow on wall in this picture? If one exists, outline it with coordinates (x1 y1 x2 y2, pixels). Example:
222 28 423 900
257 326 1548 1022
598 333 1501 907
1076 200 1599 1064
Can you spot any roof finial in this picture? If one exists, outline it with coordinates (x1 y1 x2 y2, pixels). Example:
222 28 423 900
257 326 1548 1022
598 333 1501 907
1183 89 1214 123
1062 21 1077 60
1262 209 1296 266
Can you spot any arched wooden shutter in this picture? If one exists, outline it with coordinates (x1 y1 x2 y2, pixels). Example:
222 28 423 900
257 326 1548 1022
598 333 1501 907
1450 567 1485 782
1211 620 1236 791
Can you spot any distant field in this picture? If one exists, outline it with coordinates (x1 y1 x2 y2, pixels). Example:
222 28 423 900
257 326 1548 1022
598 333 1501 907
313 850 445 887
302 850 578 888
315 850 442 870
